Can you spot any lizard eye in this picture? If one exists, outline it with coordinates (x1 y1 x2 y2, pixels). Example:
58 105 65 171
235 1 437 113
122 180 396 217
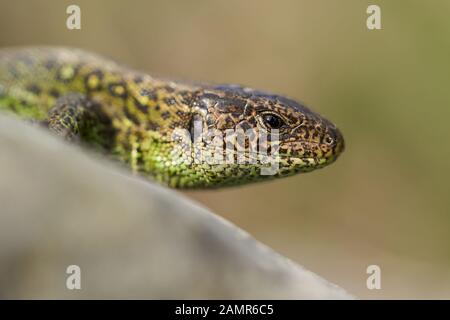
261 113 285 130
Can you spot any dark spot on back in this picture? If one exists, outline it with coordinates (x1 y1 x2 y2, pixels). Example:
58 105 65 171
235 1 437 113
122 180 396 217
26 84 42 95
49 88 60 98
140 88 157 101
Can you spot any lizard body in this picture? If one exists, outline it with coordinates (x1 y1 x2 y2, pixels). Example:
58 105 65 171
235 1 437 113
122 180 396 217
0 47 344 188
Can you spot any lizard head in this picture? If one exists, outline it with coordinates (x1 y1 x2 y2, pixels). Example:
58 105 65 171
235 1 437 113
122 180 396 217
166 84 345 188
134 81 344 188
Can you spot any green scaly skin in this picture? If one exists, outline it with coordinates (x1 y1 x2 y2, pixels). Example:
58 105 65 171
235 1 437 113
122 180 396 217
0 47 345 189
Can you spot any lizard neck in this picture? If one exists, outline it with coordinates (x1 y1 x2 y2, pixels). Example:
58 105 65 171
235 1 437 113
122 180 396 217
105 72 199 177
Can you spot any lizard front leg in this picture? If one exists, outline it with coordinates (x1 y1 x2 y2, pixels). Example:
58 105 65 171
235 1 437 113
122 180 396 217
44 93 113 149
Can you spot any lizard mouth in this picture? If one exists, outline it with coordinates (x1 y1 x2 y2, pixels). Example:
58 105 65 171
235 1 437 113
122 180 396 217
276 135 345 170
289 127 345 162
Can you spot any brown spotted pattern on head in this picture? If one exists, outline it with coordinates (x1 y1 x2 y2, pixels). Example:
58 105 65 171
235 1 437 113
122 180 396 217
190 84 345 175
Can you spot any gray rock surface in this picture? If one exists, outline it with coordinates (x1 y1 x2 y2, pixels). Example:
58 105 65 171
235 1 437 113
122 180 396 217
0 114 353 299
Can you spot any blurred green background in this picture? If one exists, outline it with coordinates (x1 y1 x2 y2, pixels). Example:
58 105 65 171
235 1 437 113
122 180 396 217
1 0 450 298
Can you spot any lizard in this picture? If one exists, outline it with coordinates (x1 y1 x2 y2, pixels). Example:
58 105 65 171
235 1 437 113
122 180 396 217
0 47 344 188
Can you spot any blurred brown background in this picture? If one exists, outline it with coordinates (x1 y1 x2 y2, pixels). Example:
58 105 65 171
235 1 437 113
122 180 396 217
1 0 449 298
